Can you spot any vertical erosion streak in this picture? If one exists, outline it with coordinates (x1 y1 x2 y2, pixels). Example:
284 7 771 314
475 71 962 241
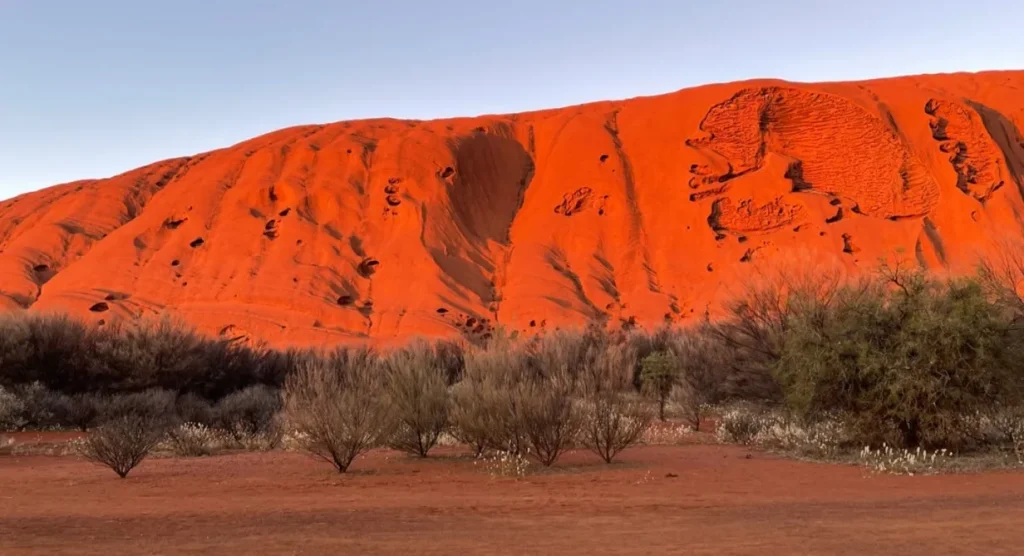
604 111 661 293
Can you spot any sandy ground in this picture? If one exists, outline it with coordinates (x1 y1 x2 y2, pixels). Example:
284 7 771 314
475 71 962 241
3 440 1024 555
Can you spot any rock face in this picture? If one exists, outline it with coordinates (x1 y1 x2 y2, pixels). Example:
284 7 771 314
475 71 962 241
2 71 1024 345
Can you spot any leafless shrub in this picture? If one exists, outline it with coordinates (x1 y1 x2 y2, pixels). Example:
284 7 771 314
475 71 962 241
283 348 390 472
451 338 530 456
384 341 450 457
978 238 1024 319
579 392 652 463
517 371 579 466
77 406 168 478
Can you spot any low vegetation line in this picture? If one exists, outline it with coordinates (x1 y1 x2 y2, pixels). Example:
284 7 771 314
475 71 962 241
4 249 1024 477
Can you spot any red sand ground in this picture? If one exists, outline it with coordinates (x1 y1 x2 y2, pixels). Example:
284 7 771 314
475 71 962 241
2 444 1024 554
2 71 1024 345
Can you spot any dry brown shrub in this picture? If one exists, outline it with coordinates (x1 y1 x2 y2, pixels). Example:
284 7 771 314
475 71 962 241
283 348 390 472
384 341 450 457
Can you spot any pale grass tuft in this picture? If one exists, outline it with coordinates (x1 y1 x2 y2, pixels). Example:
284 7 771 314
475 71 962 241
859 444 951 475
163 422 226 457
641 422 694 445
475 449 531 478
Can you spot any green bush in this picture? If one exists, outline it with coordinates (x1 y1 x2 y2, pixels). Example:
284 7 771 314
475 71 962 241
640 352 678 421
774 266 1024 449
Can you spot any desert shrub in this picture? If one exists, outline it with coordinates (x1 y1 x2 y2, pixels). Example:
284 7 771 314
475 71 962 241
433 340 466 385
579 392 652 463
174 393 215 426
715 406 774 445
640 351 678 421
0 314 93 392
78 412 167 478
528 328 606 383
384 342 450 457
0 383 101 431
449 381 498 457
165 422 223 457
10 382 59 429
88 318 203 392
517 370 579 466
50 392 101 431
0 385 26 431
774 264 1024 449
667 327 729 430
77 393 172 478
456 333 631 466
0 314 293 399
283 348 391 472
706 263 846 403
214 385 282 450
451 339 530 456
532 327 638 393
623 327 679 388
101 389 176 425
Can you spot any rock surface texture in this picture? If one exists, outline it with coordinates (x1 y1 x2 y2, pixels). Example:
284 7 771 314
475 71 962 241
2 71 1024 345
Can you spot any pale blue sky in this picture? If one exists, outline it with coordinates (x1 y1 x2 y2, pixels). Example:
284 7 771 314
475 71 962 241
1 0 1022 199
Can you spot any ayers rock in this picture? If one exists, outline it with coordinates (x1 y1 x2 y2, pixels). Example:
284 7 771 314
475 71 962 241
2 71 1024 346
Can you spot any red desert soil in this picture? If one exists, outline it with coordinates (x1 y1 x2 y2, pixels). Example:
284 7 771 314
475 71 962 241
2 71 1024 345
2 444 1024 555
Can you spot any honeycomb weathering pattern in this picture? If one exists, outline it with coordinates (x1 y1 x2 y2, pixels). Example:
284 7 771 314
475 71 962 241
2 71 1024 346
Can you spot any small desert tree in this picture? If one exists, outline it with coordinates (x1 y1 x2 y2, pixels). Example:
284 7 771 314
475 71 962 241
284 348 391 473
640 351 678 421
384 341 450 457
579 392 652 463
516 371 579 466
77 393 172 478
574 337 651 463
451 336 530 456
78 413 167 478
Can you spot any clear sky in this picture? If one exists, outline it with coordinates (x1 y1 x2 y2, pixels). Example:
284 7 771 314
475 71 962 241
1 0 1022 199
